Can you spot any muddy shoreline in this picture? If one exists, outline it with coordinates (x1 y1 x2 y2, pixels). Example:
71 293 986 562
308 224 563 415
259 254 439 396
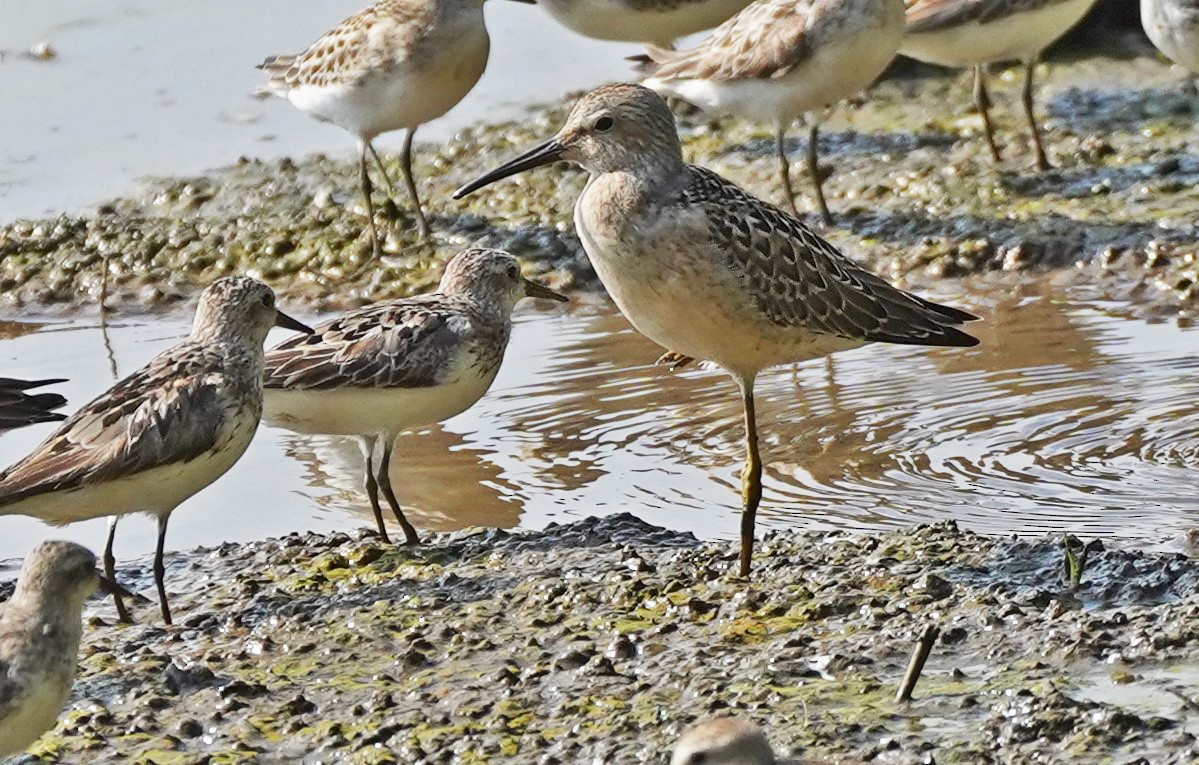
2 50 1197 317
4 515 1192 763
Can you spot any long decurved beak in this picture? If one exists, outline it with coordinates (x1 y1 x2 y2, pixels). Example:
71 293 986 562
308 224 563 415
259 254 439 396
453 138 565 199
523 278 568 302
275 310 315 335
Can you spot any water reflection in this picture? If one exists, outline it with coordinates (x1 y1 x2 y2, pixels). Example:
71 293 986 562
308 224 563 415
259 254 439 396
0 281 1196 562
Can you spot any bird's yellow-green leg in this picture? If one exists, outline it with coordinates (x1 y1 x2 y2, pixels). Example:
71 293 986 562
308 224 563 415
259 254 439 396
973 65 1002 164
738 376 763 577
400 128 431 240
1022 56 1052 171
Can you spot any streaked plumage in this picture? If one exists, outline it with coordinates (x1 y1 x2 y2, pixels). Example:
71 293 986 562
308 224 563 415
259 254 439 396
453 83 978 576
634 0 905 223
1142 0 1199 74
264 248 566 544
900 0 1099 169
538 0 755 46
0 379 67 432
259 0 507 251
0 542 110 757
0 278 312 625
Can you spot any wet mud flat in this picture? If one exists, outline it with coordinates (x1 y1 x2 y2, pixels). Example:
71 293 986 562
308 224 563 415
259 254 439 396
1 50 1198 315
11 514 1199 764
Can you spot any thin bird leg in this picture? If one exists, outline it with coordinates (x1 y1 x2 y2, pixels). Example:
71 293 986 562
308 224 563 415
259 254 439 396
367 142 398 198
806 121 833 226
358 140 382 259
737 376 763 577
400 128 431 240
154 514 172 625
1022 57 1052 171
378 437 421 546
104 516 132 624
99 251 111 314
972 65 1002 164
776 123 799 217
361 437 391 543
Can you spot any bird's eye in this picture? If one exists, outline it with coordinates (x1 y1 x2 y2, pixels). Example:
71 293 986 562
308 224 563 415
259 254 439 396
594 116 614 132
261 293 275 308
506 264 520 280
688 754 708 765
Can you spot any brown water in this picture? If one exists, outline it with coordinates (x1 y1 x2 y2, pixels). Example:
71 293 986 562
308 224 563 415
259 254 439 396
0 278 1197 562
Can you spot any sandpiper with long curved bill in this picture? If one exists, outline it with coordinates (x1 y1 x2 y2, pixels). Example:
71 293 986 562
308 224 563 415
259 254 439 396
454 84 978 576
0 278 313 625
633 0 906 223
258 0 532 255
900 0 1099 170
263 248 566 544
0 541 123 758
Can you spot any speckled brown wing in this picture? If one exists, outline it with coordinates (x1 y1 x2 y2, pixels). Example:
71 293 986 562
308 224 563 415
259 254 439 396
905 0 1072 31
679 166 979 346
0 345 229 507
258 0 424 91
263 297 480 390
638 0 812 81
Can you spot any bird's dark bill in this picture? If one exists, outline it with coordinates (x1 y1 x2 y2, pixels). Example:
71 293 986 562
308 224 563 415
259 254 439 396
275 310 315 334
523 279 568 302
95 571 139 601
453 138 565 199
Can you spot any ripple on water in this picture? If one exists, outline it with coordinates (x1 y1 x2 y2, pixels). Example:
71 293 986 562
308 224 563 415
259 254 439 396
0 281 1196 559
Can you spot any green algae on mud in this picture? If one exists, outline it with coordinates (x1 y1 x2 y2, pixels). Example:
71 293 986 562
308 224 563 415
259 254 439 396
11 515 1199 763
1 53 1198 314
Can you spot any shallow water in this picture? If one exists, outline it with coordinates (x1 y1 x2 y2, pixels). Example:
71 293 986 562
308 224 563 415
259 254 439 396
0 0 633 218
0 277 1196 563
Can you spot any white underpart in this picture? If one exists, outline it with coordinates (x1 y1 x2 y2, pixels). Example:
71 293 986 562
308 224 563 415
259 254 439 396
539 0 753 45
1141 0 1199 73
646 8 905 124
900 0 1098 66
286 13 490 139
0 414 259 526
263 353 500 440
0 670 72 757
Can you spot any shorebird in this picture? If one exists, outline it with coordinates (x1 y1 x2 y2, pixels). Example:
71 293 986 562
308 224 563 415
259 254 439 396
262 248 566 544
258 0 528 254
899 0 1098 170
1142 0 1199 75
0 541 117 757
632 0 906 224
671 717 862 764
537 0 753 46
0 378 67 432
0 278 312 625
454 84 978 576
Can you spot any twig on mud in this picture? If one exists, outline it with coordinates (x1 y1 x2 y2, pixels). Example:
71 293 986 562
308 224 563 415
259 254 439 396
896 624 940 704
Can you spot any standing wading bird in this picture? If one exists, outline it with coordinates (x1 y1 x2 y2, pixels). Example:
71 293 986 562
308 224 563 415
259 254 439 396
454 84 978 576
0 541 121 757
0 278 312 625
536 0 754 46
0 378 67 432
258 0 532 255
632 0 906 224
899 0 1099 170
262 248 566 545
1141 0 1199 76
